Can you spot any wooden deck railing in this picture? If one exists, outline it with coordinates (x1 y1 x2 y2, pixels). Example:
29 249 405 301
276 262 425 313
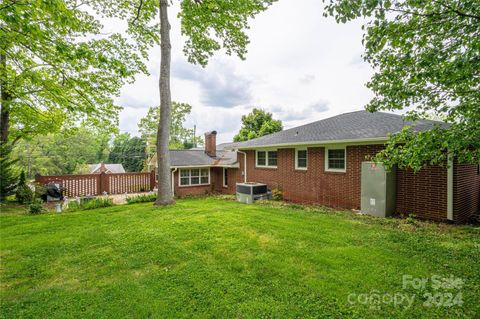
35 171 156 197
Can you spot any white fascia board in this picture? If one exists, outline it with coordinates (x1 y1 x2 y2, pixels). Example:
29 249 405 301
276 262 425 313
236 137 389 150
171 164 240 169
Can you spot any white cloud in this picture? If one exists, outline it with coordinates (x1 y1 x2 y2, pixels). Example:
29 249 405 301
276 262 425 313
116 0 375 142
172 59 253 107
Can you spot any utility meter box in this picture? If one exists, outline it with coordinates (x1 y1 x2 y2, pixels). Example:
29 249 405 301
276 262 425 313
361 162 396 217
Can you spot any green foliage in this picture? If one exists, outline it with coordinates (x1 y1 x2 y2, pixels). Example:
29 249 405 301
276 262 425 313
66 197 114 212
13 126 111 176
138 103 203 154
271 188 283 201
108 133 146 172
1 198 479 317
0 0 148 142
33 183 46 200
0 143 18 200
27 198 45 215
179 0 277 66
126 193 157 204
406 214 417 225
233 108 283 142
15 171 33 204
323 0 480 170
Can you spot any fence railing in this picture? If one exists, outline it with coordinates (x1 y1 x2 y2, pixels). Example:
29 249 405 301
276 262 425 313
35 171 156 197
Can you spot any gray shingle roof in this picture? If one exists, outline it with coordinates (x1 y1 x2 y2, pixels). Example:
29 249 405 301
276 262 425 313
170 150 238 167
89 163 126 173
229 111 447 149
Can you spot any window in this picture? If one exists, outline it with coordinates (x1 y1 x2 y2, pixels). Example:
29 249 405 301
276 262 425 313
223 168 228 187
257 151 266 166
179 168 210 186
267 151 277 166
256 150 278 168
325 148 346 172
295 149 307 169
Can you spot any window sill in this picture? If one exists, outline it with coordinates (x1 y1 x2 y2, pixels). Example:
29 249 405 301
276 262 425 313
295 167 307 171
324 169 346 174
179 183 210 188
255 166 277 169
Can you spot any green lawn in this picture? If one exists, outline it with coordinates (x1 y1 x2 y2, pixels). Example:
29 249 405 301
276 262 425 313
1 198 479 318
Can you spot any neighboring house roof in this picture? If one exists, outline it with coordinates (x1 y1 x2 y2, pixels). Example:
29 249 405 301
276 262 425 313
229 111 447 149
89 163 126 174
217 142 239 151
170 150 238 167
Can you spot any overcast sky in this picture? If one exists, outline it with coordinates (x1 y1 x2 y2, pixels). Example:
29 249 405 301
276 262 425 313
114 0 375 144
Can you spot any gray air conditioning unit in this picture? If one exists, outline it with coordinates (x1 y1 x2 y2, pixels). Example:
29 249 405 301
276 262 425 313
361 162 396 217
236 182 270 204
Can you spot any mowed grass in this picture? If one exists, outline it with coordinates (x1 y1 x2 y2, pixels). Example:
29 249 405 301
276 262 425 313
1 198 479 318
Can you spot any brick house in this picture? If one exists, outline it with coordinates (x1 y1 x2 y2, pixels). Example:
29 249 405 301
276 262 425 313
149 111 479 223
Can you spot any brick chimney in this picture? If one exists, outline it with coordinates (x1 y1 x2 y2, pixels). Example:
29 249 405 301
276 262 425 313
204 131 217 157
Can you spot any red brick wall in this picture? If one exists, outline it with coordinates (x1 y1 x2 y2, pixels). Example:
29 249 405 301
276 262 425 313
173 169 213 197
172 166 242 196
171 148 479 223
220 152 246 194
453 163 480 223
395 166 447 221
242 146 449 221
244 146 384 208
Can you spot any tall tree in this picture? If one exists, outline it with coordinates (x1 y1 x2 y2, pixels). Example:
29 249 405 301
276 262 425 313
13 126 112 176
124 0 276 205
108 133 146 172
156 0 174 205
234 108 283 142
323 0 480 170
138 103 203 159
0 143 17 200
0 0 147 144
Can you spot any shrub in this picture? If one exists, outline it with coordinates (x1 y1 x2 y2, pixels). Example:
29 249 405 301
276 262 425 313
28 198 45 214
16 171 34 204
66 197 114 211
33 183 47 200
0 143 18 201
271 188 283 201
126 193 157 204
83 197 113 210
406 214 417 225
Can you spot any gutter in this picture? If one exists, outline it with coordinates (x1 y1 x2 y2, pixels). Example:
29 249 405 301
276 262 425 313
236 150 247 183
171 167 177 196
447 153 453 221
170 164 240 169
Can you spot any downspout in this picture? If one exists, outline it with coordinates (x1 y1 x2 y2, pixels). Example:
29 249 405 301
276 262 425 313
447 153 454 221
171 168 178 196
237 150 247 183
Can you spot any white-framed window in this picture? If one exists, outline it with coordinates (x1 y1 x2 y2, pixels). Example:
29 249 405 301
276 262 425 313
325 147 346 172
295 148 308 170
256 150 278 168
223 168 228 187
179 168 210 186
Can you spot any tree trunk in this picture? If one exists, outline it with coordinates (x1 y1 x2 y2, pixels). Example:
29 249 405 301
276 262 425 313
0 51 11 144
155 0 175 205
